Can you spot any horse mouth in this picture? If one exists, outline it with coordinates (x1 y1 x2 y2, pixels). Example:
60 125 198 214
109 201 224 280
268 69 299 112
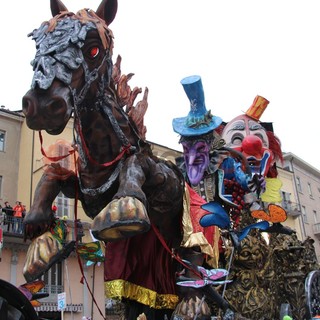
26 119 64 135
46 127 64 135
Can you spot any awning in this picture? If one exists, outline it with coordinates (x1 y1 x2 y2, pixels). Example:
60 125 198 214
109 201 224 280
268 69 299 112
35 302 83 312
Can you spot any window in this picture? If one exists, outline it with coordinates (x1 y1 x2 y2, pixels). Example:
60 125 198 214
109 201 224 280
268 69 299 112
281 191 291 210
307 182 313 198
301 205 307 223
296 177 302 192
0 130 5 152
55 192 70 218
41 262 63 295
313 210 318 223
52 141 73 218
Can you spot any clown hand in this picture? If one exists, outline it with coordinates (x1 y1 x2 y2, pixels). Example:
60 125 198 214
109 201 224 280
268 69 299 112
248 174 266 197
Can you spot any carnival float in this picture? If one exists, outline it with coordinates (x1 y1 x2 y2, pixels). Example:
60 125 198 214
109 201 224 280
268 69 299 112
0 0 319 319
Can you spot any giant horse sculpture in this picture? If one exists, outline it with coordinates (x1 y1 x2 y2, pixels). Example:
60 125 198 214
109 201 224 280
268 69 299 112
22 0 185 318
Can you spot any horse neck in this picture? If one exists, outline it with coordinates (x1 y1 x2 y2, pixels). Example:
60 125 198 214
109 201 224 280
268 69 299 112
75 99 140 166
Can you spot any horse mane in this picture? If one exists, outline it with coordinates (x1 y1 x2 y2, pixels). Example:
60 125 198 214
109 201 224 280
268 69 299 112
112 55 149 140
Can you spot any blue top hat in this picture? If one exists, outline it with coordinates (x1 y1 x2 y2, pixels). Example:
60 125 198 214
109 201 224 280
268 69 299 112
172 75 222 136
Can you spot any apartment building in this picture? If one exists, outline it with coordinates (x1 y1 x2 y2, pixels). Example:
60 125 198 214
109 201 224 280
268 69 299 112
0 108 105 320
281 152 320 261
276 165 303 237
0 108 24 206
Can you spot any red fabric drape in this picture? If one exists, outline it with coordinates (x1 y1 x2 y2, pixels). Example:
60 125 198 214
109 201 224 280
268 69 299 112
105 228 176 295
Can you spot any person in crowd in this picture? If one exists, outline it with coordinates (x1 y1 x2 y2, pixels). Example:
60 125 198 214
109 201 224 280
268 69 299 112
13 201 24 233
22 205 27 218
2 201 14 232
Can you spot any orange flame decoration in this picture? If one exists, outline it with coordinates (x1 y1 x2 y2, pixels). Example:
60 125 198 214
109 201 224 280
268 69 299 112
251 204 287 223
19 280 46 307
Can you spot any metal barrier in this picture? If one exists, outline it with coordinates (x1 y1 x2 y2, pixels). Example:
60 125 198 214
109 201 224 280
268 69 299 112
0 215 24 234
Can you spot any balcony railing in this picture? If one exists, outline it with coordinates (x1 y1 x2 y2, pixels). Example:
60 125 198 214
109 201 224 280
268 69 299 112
0 214 86 242
39 284 65 303
281 200 301 217
0 214 24 235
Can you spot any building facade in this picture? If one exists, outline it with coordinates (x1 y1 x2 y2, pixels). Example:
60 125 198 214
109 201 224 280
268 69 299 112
277 165 303 238
0 108 105 320
281 152 320 261
0 108 24 206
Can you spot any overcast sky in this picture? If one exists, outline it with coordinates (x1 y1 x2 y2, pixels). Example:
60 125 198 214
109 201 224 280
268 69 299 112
1 0 319 170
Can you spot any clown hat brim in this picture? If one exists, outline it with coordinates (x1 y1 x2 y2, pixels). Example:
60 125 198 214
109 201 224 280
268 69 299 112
172 75 222 136
172 116 222 136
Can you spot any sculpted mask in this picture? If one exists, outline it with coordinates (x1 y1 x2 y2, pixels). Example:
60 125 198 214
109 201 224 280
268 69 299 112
222 96 274 177
222 114 273 177
180 135 212 185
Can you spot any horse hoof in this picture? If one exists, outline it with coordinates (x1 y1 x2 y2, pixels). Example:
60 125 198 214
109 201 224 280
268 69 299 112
23 231 75 282
91 196 150 241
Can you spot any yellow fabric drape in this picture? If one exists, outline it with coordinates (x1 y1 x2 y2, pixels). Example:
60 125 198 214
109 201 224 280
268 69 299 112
105 280 179 309
261 178 283 203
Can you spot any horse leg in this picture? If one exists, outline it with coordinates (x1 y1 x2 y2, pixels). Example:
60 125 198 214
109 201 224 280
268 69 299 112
91 154 150 241
23 163 78 282
91 153 184 241
24 163 78 240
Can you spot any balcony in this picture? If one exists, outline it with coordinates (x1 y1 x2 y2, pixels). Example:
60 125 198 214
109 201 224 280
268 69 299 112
1 213 88 241
35 285 83 313
0 215 24 237
281 200 301 217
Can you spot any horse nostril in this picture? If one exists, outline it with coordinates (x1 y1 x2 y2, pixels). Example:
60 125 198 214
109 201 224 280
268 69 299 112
22 96 35 117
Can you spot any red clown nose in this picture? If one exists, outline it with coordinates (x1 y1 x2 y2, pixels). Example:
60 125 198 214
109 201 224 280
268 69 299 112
242 135 264 158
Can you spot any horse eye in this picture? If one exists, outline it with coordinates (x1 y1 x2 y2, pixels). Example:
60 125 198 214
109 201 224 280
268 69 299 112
89 47 99 58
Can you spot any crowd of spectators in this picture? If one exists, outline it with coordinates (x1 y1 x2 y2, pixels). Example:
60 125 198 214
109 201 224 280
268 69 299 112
0 200 26 234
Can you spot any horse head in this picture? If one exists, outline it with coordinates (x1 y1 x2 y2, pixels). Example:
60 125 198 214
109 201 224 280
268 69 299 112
22 0 117 135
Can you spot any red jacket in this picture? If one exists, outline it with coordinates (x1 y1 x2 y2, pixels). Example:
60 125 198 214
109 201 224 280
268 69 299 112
13 204 23 218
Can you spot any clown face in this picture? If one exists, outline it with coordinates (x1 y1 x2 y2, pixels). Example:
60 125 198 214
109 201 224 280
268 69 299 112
180 138 211 185
222 114 273 177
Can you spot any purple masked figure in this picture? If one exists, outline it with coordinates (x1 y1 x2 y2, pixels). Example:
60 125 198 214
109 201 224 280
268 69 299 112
173 76 239 205
172 76 235 320
173 76 224 193
180 134 211 186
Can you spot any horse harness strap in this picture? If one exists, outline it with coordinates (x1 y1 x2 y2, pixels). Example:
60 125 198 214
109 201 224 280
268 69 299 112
79 158 124 197
72 54 110 106
151 224 203 280
101 99 132 149
70 45 135 167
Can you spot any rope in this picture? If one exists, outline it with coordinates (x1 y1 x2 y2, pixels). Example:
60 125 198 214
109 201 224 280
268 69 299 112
72 149 107 320
39 131 75 161
151 224 203 279
222 238 234 299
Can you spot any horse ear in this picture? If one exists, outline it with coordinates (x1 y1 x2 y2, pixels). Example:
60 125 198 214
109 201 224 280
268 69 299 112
50 0 68 17
96 0 118 25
